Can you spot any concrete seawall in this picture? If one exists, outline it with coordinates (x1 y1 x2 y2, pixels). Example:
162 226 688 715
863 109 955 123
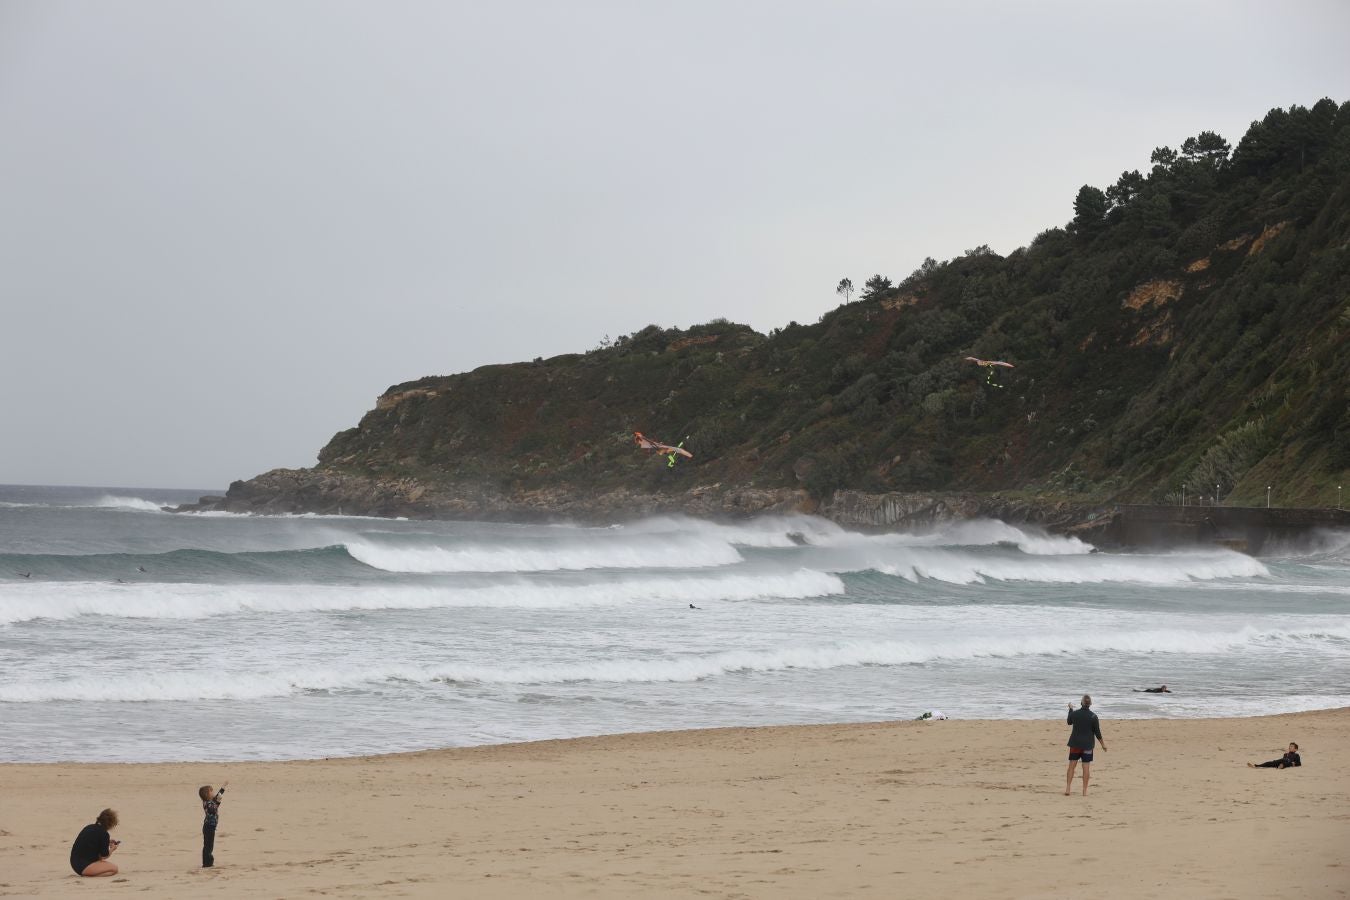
1093 505 1350 554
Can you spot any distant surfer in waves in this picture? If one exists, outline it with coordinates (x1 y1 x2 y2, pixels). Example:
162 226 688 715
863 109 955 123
689 603 701 610
137 566 147 573
1134 685 1171 693
17 571 31 578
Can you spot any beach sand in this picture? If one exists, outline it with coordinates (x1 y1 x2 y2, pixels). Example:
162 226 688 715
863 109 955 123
2 708 1347 899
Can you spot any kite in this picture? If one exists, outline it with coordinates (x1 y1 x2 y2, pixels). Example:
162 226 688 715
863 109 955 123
964 356 1015 388
634 432 693 468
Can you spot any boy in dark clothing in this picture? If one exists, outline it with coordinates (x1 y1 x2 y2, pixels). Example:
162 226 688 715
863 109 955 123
199 782 227 867
1249 743 1301 769
1065 694 1107 796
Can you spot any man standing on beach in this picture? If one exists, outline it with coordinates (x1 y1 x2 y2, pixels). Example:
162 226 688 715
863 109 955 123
1065 694 1107 796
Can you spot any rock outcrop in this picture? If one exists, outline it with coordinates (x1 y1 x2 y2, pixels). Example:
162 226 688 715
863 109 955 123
174 468 812 523
173 469 1122 536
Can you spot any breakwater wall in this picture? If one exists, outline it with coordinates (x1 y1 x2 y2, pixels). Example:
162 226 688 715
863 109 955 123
1093 504 1350 554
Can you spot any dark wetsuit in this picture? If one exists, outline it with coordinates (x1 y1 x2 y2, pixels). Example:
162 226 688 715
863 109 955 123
70 823 110 875
1255 751 1301 769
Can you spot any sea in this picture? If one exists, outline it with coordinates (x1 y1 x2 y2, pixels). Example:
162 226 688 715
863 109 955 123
2 483 1347 763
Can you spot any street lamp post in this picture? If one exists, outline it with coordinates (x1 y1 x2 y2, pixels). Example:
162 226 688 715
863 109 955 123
1267 485 1271 508
1181 484 1186 507
1215 484 1220 507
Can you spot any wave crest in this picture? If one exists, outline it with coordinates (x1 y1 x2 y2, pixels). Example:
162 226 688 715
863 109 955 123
0 569 845 624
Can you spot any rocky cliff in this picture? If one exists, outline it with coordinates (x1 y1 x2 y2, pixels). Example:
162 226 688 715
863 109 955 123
178 101 1350 527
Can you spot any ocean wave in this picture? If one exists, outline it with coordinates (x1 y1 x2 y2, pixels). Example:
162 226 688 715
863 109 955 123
0 545 363 582
0 666 394 703
831 547 1268 584
0 495 170 512
344 533 745 573
769 519 1095 555
91 495 168 512
927 520 1094 555
421 625 1350 684
0 569 845 624
6 623 1344 701
619 514 849 548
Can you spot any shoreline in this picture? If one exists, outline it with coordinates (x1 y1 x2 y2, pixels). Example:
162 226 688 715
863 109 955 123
4 709 1348 898
6 700 1350 766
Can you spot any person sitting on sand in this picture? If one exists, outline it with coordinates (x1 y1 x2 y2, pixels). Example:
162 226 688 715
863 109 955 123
1134 685 1171 693
1248 742 1301 769
69 808 120 877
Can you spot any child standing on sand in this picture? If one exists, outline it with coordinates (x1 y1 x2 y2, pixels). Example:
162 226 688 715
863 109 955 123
198 781 227 867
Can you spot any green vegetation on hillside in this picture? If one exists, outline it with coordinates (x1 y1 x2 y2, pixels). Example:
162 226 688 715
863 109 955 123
318 100 1350 508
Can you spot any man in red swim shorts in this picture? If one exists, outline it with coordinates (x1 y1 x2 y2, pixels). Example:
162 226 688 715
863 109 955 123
1066 694 1108 795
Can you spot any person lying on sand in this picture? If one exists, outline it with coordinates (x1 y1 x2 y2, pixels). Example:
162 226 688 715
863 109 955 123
1248 743 1301 769
1134 685 1171 693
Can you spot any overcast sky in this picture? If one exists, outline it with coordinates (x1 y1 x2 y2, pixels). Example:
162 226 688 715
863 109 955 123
2 1 1347 489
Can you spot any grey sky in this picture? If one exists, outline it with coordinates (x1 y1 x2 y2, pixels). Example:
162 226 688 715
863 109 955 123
2 1 1347 489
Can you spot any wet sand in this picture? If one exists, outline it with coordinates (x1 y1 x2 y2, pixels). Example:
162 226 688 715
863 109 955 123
2 708 1346 898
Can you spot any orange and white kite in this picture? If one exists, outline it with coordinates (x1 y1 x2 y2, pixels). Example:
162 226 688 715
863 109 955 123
634 432 693 467
963 357 1014 388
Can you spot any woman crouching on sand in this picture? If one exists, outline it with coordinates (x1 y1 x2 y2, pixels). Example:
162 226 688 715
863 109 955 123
69 808 120 877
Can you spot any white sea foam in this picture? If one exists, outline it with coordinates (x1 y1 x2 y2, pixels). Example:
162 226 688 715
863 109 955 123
6 500 1349 761
5 623 1345 702
345 533 744 573
92 495 168 512
821 519 1094 555
838 547 1268 584
0 569 844 624
622 514 849 548
0 666 400 703
421 624 1350 684
936 519 1095 555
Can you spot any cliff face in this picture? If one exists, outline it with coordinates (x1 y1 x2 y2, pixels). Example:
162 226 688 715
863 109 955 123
183 101 1350 523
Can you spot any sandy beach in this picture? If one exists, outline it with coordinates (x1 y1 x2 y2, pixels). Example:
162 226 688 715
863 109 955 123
2 708 1347 899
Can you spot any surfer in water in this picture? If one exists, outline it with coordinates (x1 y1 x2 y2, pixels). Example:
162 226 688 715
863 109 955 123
17 572 31 578
1134 685 1171 693
689 603 701 610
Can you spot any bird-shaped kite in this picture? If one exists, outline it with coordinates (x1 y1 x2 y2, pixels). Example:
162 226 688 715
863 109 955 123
634 432 693 468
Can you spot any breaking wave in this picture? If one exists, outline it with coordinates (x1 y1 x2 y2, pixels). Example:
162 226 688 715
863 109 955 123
91 495 167 512
345 532 744 573
5 623 1345 701
834 547 1268 584
0 569 845 625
